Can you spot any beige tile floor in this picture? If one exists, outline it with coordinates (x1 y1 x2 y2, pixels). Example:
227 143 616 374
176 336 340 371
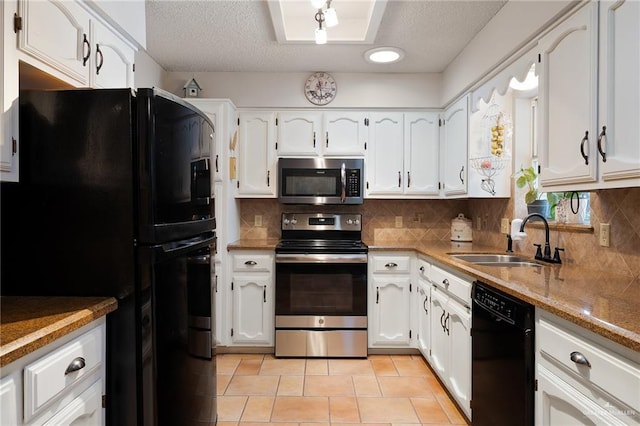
216 354 469 425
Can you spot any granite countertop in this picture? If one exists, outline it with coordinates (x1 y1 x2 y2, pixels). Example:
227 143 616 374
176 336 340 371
228 238 640 352
0 296 118 367
227 238 280 250
367 240 640 352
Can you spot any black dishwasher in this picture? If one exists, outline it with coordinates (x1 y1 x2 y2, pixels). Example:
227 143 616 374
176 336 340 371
471 281 535 426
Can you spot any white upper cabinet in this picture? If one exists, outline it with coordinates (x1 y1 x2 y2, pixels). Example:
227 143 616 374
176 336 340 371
275 111 367 157
91 19 135 88
16 0 135 89
538 3 599 188
237 111 276 197
323 111 367 156
276 111 322 156
17 0 92 86
440 95 469 197
366 112 405 196
597 0 640 185
404 112 440 196
538 1 640 191
366 112 440 198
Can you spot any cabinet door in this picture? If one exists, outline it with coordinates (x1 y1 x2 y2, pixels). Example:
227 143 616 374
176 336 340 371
447 299 471 418
538 3 598 188
213 260 222 346
536 366 627 426
42 379 103 426
429 286 448 378
324 112 367 156
404 112 440 196
0 373 19 426
276 112 321 156
369 277 411 347
231 275 273 345
1 0 19 182
237 112 276 196
366 113 404 196
18 0 91 85
91 20 135 88
416 279 430 359
441 95 468 196
598 0 640 185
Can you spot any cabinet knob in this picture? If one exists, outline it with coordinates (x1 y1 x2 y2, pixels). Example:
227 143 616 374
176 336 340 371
570 351 591 368
244 260 257 266
65 357 86 375
385 262 398 268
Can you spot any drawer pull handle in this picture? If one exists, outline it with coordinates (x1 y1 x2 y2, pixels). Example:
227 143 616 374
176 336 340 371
570 351 591 368
244 260 257 266
419 266 425 273
65 357 86 375
443 278 450 286
385 262 398 268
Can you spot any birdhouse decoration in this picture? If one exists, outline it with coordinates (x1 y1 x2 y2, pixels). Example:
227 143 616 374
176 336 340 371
183 78 202 98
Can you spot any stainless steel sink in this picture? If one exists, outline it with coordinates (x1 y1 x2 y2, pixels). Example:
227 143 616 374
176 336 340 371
449 253 542 267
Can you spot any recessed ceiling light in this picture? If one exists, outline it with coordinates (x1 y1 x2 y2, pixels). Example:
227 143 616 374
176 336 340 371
365 47 405 64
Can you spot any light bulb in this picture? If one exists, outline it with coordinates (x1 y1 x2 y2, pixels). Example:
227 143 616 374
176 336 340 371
324 7 338 27
315 27 327 44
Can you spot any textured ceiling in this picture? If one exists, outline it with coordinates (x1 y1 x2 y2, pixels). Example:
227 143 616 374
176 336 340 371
145 0 507 73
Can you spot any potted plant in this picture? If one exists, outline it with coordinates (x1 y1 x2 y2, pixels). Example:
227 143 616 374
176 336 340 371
515 165 550 218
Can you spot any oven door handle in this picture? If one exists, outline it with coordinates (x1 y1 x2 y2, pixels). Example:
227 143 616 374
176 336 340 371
340 162 346 203
275 253 368 263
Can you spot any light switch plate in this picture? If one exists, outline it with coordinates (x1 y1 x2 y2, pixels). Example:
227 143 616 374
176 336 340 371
254 215 263 227
501 218 510 234
395 216 403 228
599 223 610 247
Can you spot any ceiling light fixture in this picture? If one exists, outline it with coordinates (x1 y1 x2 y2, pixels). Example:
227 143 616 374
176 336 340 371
365 47 405 64
312 0 338 44
324 0 338 27
315 10 327 45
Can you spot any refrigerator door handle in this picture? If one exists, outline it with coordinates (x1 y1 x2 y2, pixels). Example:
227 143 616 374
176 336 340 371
139 234 215 263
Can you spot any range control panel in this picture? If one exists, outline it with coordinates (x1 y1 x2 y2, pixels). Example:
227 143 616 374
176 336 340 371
473 284 518 324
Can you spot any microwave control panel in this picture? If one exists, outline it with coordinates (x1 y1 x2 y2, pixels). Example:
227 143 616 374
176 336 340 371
346 169 361 196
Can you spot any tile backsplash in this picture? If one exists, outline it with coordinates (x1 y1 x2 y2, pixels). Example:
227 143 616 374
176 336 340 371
238 187 640 278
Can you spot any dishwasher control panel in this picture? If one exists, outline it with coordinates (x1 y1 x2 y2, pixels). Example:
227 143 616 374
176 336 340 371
473 283 518 323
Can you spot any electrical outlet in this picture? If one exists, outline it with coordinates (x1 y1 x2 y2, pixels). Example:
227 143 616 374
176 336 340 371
501 218 510 234
254 215 263 227
395 216 403 228
476 216 482 231
599 223 610 247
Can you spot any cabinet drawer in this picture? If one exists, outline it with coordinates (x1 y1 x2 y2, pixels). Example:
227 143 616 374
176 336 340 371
232 254 273 272
430 265 471 305
370 254 411 274
24 324 104 420
417 257 431 281
538 317 640 411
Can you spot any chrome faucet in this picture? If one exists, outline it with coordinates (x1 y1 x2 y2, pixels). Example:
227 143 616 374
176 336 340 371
518 213 564 264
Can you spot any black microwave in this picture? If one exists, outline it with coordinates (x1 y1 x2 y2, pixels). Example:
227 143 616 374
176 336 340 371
278 158 364 204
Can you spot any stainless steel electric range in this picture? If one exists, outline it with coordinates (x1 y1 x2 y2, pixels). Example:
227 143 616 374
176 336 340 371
275 213 368 358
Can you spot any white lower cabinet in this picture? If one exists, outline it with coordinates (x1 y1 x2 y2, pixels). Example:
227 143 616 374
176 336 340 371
229 250 274 346
0 318 106 426
536 310 640 426
415 258 431 359
368 252 414 348
428 265 471 419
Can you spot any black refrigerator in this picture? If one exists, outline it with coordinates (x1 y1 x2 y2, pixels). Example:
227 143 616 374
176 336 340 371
1 88 217 426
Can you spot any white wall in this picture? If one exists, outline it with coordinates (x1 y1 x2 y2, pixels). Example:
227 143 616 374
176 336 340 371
442 0 576 106
163 72 442 109
135 50 165 89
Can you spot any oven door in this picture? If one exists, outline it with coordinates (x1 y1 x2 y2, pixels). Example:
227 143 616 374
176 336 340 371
275 253 367 317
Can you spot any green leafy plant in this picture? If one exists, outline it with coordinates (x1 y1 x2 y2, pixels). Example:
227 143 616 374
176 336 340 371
515 165 540 204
